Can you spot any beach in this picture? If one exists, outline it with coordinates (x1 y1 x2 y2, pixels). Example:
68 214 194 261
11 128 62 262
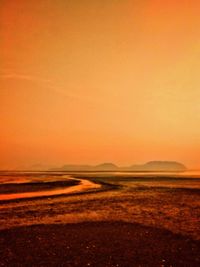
0 171 200 266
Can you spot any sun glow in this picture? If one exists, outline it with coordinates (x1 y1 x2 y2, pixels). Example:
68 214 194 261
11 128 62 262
1 0 200 169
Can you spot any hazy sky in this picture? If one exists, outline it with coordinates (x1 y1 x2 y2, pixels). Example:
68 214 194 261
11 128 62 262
1 0 200 169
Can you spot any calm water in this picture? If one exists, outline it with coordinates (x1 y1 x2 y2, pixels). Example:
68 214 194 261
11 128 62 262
0 170 200 201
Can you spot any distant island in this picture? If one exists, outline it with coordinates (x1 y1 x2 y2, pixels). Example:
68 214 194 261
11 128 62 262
49 161 187 172
128 161 187 171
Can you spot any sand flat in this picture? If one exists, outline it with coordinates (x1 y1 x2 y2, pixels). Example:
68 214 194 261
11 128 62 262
0 172 200 266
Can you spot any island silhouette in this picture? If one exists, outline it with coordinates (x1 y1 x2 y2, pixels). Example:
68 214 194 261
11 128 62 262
49 161 186 172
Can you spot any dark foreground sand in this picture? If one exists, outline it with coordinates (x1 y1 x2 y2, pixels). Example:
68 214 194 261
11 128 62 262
1 173 200 266
1 221 200 267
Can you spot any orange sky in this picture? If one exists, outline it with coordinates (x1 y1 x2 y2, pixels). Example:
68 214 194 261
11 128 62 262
1 0 200 169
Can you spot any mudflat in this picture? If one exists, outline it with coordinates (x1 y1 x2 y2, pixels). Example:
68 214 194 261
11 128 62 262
0 172 200 266
1 221 200 267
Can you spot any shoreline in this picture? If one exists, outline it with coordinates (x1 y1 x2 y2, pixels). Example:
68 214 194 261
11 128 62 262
0 177 102 202
1 172 200 266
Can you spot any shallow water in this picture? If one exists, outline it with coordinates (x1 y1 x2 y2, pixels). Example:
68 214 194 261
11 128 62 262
0 171 200 240
0 178 100 201
0 171 200 201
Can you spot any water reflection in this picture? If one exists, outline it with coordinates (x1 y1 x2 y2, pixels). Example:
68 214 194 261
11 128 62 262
0 178 100 201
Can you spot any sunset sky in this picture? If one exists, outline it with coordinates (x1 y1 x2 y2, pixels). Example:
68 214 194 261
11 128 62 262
1 0 200 169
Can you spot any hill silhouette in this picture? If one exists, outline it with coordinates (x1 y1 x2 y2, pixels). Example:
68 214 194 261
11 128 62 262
128 161 186 171
50 161 186 172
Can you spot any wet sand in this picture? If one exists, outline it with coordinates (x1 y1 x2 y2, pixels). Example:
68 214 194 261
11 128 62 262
1 221 200 267
0 177 101 201
0 179 80 194
0 172 200 266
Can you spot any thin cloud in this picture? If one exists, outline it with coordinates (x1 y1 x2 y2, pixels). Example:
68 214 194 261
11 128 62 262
0 72 102 105
0 72 123 110
0 73 51 84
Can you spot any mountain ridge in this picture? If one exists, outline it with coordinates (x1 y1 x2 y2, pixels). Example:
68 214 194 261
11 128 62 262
49 161 187 172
